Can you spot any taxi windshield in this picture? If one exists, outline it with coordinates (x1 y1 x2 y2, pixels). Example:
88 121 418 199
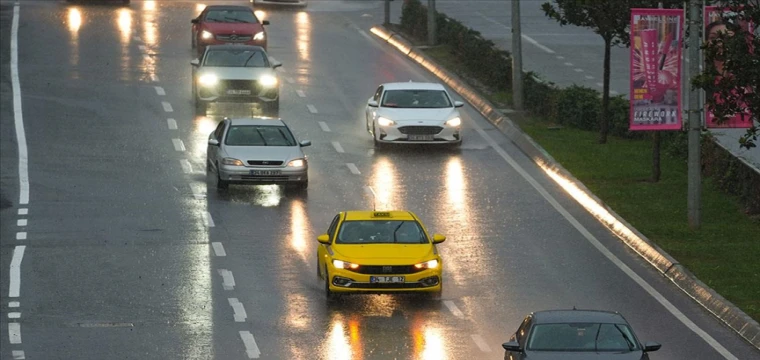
336 220 428 244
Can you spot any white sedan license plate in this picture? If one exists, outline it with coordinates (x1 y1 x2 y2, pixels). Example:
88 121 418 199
250 170 281 176
408 135 434 141
227 89 251 95
370 276 405 284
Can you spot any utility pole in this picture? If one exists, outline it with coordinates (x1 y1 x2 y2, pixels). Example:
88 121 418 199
687 0 702 228
384 0 390 25
511 0 524 110
427 0 436 45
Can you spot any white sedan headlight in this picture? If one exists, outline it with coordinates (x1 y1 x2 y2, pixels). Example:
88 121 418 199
445 117 461 127
377 117 396 126
222 158 244 166
260 74 278 87
413 259 439 269
198 74 218 87
287 159 305 167
253 31 265 41
201 30 214 40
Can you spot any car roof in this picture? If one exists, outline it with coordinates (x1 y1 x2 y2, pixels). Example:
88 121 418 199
203 5 253 11
531 310 628 325
342 211 418 221
381 82 446 91
205 44 266 52
226 117 286 126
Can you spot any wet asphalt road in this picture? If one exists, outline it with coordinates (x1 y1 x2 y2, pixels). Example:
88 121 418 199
1 1 759 359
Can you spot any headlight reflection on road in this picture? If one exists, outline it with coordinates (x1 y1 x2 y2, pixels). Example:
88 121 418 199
288 198 310 262
440 157 474 287
140 2 158 83
143 0 156 12
67 8 81 71
370 157 400 211
322 315 363 360
117 8 132 81
196 3 207 13
411 317 447 360
295 12 311 63
191 116 217 161
67 7 82 33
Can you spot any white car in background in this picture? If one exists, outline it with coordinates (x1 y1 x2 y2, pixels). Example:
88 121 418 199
365 82 464 148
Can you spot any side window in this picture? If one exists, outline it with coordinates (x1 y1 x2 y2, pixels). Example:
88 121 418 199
213 120 226 140
516 316 532 345
326 214 340 239
373 86 383 101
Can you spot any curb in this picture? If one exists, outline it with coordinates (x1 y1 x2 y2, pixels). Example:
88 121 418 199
370 24 760 350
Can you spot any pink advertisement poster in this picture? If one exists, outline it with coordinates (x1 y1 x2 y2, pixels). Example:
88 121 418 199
704 6 754 128
630 9 684 131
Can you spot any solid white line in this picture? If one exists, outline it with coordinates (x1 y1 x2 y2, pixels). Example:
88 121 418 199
18 208 27 215
346 163 361 175
564 62 574 66
162 101 173 112
8 312 20 319
522 34 555 54
172 139 186 152
331 141 344 153
574 68 584 72
218 269 235 290
585 75 594 79
443 300 464 318
471 334 492 352
15 232 26 240
468 115 739 359
239 331 261 359
167 118 178 130
17 219 26 226
8 323 21 344
228 298 248 322
307 104 318 114
11 4 29 206
212 242 227 257
154 86 165 96
286 77 295 84
11 350 24 359
204 212 215 227
318 121 331 132
296 90 305 97
179 159 192 174
9 301 20 308
9 246 25 298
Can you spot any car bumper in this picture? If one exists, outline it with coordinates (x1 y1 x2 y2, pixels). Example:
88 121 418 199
376 125 462 144
198 39 267 52
327 267 442 293
219 165 307 184
197 83 279 103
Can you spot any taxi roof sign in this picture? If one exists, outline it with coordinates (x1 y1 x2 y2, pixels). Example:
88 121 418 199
372 211 391 218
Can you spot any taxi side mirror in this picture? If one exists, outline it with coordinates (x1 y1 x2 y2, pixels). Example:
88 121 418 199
317 234 331 244
432 234 446 244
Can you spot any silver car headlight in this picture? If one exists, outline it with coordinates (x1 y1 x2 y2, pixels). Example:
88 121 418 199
444 117 461 127
260 74 278 87
198 74 218 87
377 117 396 126
201 30 214 40
413 259 439 269
287 159 306 167
253 31 265 41
222 157 244 166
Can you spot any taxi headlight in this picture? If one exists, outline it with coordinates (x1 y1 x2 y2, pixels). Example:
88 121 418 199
333 260 360 270
287 159 305 167
377 117 396 127
253 31 265 41
201 30 214 40
222 157 244 166
445 117 461 127
260 74 278 87
413 259 439 269
198 74 218 87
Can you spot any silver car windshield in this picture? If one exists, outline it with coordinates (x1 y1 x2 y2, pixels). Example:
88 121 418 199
336 220 428 245
224 125 297 147
204 10 258 24
204 50 268 67
527 323 640 352
381 89 452 108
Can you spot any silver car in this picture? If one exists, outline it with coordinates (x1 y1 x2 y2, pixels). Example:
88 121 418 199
207 117 311 191
191 44 281 115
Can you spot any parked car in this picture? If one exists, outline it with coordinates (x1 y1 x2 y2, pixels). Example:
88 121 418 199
191 5 269 58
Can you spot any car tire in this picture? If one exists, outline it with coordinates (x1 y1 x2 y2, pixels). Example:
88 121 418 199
191 33 196 49
216 164 229 190
324 265 338 301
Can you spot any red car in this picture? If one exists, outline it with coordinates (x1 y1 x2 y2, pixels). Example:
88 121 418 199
191 5 270 58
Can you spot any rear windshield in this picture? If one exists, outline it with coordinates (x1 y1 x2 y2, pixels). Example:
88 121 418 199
204 9 258 24
224 125 297 146
527 323 640 352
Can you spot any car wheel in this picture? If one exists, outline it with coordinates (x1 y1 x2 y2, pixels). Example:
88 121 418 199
324 265 338 300
216 164 229 190
191 33 196 49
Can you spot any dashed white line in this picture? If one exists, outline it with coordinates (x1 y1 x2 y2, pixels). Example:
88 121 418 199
239 331 261 359
18 208 27 215
346 163 361 175
138 44 146 52
564 62 574 66
203 212 215 227
318 121 331 132
556 55 565 60
522 34 556 54
367 149 375 156
8 312 20 319
307 104 318 114
133 36 141 42
15 232 26 240
228 298 248 322
17 219 26 226
143 54 150 60
9 246 25 298
151 74 159 82
212 242 227 257
331 141 344 153
285 77 295 84
471 334 492 352
179 159 192 174
167 118 178 130
11 3 29 206
574 68 584 72
8 323 21 344
172 138 186 152
190 183 206 200
11 350 24 359
296 90 306 97
585 75 594 79
218 269 236 290
9 301 20 308
596 82 604 87
162 101 173 112
154 86 165 96
443 300 464 317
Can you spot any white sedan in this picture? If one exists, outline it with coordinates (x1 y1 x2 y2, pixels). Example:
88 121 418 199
365 82 464 147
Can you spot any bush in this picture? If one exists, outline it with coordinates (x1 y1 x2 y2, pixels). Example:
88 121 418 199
702 135 760 215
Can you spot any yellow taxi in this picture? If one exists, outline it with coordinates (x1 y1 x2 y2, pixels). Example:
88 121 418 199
316 210 446 299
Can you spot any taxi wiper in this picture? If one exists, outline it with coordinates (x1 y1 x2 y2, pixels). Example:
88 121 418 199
392 222 404 243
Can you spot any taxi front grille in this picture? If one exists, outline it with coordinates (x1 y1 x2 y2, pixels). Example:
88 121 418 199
352 265 424 275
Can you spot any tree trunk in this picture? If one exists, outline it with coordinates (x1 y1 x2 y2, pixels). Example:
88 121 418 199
652 131 661 182
599 36 611 144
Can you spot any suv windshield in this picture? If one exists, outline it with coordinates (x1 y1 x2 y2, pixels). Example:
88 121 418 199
224 125 297 146
381 89 452 108
204 9 258 23
336 220 428 244
527 323 640 352
203 50 269 67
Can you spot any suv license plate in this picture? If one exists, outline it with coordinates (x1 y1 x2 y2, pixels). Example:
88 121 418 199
227 89 251 95
408 135 434 141
250 170 281 176
370 276 405 283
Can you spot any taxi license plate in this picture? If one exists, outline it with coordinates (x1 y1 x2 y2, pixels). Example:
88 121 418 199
370 276 405 284
250 170 281 176
227 89 251 95
408 135 434 141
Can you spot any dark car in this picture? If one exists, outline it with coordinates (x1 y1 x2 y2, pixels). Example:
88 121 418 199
191 5 270 58
502 309 661 360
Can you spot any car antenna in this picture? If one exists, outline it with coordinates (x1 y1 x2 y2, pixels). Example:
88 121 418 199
366 186 377 211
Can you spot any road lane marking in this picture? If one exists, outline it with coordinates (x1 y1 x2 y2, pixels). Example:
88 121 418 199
151 74 159 82
11 350 24 359
180 159 192 174
8 312 20 319
18 208 27 215
143 54 150 60
443 300 464 317
228 298 248 322
133 36 141 42
15 232 25 240
9 302 19 308
596 82 604 87
154 86 165 96
9 246 25 298
167 118 177 130
138 44 146 52
239 331 261 359
17 219 26 226
190 183 206 200
11 3 29 206
172 139 186 152
346 163 361 175
364 185 376 197
162 101 173 112
556 55 565 60
307 104 318 114
286 77 295 84
318 121 331 132
9 323 21 344
296 90 305 97
564 62 574 66
467 114 740 359
331 141 344 153
574 68 584 72
585 75 594 79
367 149 374 156
203 212 215 227
522 34 556 54
212 242 226 257
471 334 491 352
218 269 235 290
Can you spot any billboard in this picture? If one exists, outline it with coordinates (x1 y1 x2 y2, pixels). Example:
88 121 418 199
630 9 685 131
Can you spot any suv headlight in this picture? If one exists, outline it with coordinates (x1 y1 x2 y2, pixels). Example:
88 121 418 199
260 74 278 87
333 260 360 270
201 30 214 40
445 117 461 127
253 31 265 41
413 259 439 269
287 159 305 167
198 74 218 87
222 157 244 166
377 117 396 126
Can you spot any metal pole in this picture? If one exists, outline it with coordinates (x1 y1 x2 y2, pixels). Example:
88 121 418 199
511 0 524 110
427 0 436 45
687 0 702 228
384 0 390 25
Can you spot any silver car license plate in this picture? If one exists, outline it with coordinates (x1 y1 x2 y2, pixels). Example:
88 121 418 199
370 276 405 283
408 135 434 141
250 170 281 176
227 89 251 95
